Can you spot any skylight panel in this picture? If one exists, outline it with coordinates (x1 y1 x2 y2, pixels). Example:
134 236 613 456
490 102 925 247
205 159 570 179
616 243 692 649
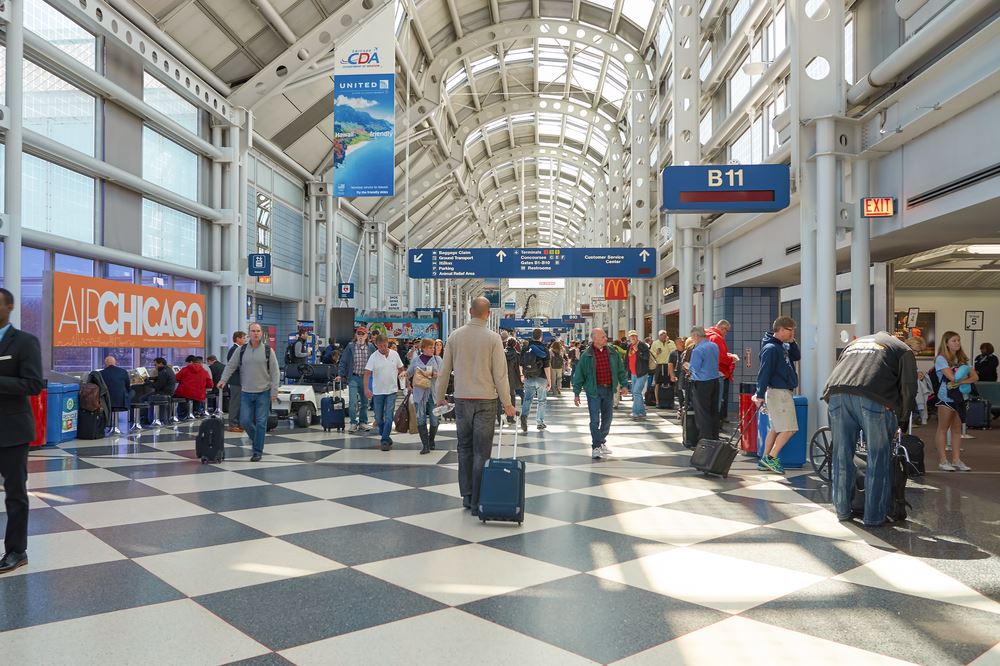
621 0 656 30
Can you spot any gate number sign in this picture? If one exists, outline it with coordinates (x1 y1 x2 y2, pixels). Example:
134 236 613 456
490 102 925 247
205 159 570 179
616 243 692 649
965 311 984 332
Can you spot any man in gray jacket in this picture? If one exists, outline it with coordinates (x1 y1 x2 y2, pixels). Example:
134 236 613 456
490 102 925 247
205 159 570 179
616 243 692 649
437 297 516 515
218 323 281 461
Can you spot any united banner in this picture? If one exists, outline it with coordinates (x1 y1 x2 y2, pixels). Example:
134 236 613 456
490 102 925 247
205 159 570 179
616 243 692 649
333 4 396 198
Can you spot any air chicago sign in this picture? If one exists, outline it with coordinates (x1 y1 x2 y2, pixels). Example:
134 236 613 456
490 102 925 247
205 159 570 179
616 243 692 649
53 272 205 348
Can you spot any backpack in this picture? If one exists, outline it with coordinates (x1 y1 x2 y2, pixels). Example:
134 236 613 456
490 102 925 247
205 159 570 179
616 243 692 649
852 447 911 522
285 341 297 365
80 383 101 412
521 345 546 378
239 343 273 367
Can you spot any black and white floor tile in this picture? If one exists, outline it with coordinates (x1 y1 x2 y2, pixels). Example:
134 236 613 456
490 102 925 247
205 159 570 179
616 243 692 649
2 396 999 664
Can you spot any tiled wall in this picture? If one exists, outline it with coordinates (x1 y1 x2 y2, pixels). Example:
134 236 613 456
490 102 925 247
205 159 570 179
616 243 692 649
714 287 781 414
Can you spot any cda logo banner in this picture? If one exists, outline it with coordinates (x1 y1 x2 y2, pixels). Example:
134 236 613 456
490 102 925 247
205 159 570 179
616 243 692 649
53 272 206 348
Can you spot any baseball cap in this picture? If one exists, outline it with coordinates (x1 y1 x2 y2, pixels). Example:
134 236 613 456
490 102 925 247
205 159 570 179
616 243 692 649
627 330 638 338
355 326 368 335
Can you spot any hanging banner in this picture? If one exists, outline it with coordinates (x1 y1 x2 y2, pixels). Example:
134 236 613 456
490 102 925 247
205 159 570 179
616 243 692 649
333 4 396 198
356 317 441 340
52 273 205 348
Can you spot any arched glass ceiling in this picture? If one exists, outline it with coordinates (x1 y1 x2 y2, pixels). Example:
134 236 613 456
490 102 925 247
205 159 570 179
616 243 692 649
464 111 618 157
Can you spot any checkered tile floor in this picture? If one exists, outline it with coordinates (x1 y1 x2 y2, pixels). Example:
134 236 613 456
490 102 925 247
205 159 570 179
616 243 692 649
3 395 1000 665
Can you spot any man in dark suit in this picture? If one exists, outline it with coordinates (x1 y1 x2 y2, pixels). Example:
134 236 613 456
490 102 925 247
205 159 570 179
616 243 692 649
0 288 44 574
100 356 133 410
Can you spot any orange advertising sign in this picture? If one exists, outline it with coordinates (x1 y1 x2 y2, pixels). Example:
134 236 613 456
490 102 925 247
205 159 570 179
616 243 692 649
53 272 206 348
604 278 630 301
861 197 895 218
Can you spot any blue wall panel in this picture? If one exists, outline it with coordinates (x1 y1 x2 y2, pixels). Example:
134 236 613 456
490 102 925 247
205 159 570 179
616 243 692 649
271 202 303 273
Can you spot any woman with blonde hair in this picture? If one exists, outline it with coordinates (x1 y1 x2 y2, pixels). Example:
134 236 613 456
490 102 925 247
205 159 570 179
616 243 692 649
934 331 977 471
407 338 442 454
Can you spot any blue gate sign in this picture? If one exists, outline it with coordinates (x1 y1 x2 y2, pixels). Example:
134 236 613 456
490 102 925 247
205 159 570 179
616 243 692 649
248 253 271 277
338 283 355 299
661 164 790 213
408 247 655 279
562 315 585 324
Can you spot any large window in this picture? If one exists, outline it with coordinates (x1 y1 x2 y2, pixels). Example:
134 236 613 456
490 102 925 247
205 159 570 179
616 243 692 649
143 72 199 134
18 59 96 156
142 199 198 267
255 192 272 255
51 253 95 372
142 126 198 200
23 153 96 242
25 0 96 68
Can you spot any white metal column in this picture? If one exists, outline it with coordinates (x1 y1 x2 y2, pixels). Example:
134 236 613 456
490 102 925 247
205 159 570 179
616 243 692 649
702 240 714 327
325 187 336 324
3 0 24 325
851 159 871 337
790 0 845 430
671 0 702 335
210 126 223 355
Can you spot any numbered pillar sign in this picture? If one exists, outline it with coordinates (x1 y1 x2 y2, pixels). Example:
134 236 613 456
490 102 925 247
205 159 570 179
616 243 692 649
965 311 984 332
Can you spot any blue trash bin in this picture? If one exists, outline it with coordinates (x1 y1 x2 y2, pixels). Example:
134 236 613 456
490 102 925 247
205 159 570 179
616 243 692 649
756 395 808 467
46 382 80 444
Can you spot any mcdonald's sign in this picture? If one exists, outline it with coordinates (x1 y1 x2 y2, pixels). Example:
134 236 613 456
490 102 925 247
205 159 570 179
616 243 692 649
604 278 629 301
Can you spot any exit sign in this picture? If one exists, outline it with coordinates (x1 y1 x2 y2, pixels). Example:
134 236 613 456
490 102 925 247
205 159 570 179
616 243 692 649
861 197 895 218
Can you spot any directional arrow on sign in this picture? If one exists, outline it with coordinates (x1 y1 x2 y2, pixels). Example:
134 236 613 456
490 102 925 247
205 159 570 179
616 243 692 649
413 253 423 263
497 250 507 262
639 249 650 261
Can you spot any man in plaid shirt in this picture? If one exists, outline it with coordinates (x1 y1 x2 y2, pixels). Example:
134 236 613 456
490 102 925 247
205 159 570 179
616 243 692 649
572 328 628 459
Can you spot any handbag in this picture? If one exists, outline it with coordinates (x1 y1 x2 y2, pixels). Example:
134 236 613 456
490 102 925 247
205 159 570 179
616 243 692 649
407 393 419 434
413 368 433 389
394 390 412 433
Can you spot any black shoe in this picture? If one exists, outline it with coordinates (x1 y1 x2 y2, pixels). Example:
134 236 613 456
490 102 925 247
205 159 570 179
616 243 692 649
470 507 479 517
537 423 547 430
520 416 528 433
462 495 472 510
0 551 28 574
250 454 262 462
380 441 392 451
419 446 431 455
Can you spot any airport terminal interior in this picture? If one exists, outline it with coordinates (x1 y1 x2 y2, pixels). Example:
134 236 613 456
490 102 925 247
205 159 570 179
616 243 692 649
1 0 999 663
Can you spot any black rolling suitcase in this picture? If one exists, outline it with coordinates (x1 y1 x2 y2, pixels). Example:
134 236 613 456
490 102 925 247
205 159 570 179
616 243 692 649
77 410 107 439
267 412 279 431
196 417 225 463
966 398 992 429
681 405 699 449
478 423 525 525
690 405 756 478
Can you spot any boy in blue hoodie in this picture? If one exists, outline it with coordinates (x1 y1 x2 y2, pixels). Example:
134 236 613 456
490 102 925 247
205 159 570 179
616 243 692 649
753 316 801 474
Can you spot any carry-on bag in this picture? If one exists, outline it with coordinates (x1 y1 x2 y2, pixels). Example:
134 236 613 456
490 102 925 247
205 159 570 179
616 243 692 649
966 397 992 430
196 417 225 463
394 391 412 433
851 435 911 522
478 422 526 525
899 414 925 477
321 395 346 432
690 405 757 478
77 410 106 440
266 412 279 431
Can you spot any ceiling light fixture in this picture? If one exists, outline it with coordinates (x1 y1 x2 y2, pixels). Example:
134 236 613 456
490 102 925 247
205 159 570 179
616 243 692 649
742 60 772 76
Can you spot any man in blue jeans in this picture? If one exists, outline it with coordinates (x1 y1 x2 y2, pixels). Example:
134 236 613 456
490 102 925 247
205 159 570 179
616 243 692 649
218 323 281 462
520 328 551 432
822 332 917 526
364 334 406 451
626 330 651 419
338 326 376 433
573 328 628 459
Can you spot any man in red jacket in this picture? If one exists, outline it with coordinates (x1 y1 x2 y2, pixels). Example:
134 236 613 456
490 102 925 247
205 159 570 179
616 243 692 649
705 320 740 427
174 355 213 418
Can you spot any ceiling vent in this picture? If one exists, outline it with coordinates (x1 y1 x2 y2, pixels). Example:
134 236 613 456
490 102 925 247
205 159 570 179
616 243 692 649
725 259 763 278
908 162 1000 207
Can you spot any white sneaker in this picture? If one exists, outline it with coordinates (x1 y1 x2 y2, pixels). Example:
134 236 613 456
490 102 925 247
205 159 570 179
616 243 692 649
599 445 613 456
592 448 603 459
952 460 972 472
360 423 373 432
938 461 954 472
347 424 358 433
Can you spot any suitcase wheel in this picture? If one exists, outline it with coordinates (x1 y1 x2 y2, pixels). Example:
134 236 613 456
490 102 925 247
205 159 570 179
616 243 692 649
200 457 208 464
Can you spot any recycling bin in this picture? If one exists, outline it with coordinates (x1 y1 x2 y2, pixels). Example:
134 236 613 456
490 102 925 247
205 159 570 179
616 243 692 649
756 394 808 467
46 382 79 444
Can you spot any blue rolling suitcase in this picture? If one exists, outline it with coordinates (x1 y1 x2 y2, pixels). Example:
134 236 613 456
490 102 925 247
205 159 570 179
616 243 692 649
321 396 346 432
478 423 525 525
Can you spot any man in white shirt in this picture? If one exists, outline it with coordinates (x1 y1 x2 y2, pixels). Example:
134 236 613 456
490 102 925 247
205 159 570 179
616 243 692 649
364 334 407 451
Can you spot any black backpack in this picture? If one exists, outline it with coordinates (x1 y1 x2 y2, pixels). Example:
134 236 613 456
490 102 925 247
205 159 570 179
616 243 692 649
521 345 545 378
285 341 297 365
852 448 911 522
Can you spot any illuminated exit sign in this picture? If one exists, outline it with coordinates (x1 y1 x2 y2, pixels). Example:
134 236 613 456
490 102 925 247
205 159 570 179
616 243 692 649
861 197 895 218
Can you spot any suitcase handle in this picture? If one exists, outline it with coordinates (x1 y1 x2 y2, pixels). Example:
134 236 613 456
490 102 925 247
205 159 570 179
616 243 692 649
728 403 759 447
497 414 518 459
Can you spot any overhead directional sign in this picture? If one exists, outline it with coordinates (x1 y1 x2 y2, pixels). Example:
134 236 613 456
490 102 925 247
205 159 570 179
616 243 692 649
408 247 655 279
499 318 535 330
562 315 585 325
248 253 271 277
661 164 790 213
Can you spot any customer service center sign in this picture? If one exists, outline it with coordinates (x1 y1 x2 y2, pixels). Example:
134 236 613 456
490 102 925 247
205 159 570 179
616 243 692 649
53 273 205 348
